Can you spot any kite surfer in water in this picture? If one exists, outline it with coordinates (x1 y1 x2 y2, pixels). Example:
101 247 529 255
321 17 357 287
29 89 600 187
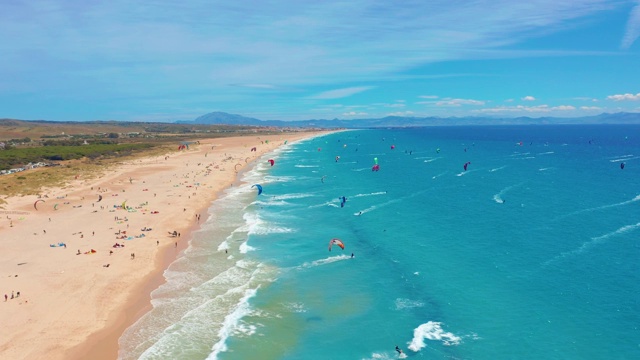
395 345 403 355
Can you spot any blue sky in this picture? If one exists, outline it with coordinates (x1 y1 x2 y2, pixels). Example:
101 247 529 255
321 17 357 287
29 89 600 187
1 0 639 122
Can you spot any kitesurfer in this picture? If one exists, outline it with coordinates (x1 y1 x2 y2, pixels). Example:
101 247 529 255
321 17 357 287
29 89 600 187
395 346 403 354
340 196 347 207
621 162 625 170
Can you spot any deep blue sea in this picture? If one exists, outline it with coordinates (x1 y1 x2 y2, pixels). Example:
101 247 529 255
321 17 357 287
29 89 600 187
120 125 640 360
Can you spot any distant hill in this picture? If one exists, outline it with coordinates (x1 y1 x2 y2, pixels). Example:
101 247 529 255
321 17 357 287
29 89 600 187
178 112 264 125
178 111 640 128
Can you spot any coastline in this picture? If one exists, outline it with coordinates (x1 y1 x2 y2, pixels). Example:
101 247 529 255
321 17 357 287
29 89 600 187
0 131 329 360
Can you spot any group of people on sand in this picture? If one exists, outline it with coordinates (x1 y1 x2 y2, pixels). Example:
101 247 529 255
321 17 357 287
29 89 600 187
4 291 21 302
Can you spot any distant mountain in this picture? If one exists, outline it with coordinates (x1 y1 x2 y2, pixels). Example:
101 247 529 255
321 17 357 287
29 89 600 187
178 112 263 125
178 111 640 128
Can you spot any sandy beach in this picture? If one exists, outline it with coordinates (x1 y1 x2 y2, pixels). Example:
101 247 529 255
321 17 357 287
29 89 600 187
0 132 326 360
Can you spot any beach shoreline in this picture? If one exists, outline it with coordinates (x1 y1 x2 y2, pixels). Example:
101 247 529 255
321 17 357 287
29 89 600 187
0 131 329 360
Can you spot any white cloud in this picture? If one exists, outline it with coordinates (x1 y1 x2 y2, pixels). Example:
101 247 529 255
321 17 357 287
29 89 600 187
505 99 514 102
387 111 415 116
231 83 278 89
621 1 640 49
607 93 640 101
310 86 375 99
386 103 406 108
476 104 575 113
419 95 439 99
580 106 602 110
553 105 576 111
342 111 368 116
572 96 598 102
522 95 536 101
435 98 485 106
0 1 630 120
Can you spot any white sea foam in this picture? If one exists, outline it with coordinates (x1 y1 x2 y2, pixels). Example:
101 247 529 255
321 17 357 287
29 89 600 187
130 257 267 360
352 191 387 198
609 156 640 162
574 222 640 254
232 322 258 337
492 194 504 203
206 287 258 359
217 241 230 251
509 152 530 157
489 166 507 172
492 182 524 203
294 164 319 168
298 254 350 269
394 298 425 310
423 157 440 163
244 212 294 236
269 193 315 200
456 168 479 176
608 154 634 161
282 302 307 313
537 151 555 155
408 321 462 351
560 194 640 218
432 172 447 179
307 199 341 209
545 222 640 265
239 241 255 253
364 353 394 360
251 200 290 207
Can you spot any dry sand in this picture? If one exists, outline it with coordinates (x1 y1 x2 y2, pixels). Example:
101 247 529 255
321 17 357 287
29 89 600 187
0 132 327 359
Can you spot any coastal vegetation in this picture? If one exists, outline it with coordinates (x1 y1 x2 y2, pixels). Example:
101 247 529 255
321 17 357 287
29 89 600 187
0 118 312 198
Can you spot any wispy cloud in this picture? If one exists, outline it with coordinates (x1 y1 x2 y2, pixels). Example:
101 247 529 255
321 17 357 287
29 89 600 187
387 111 415 117
309 86 375 99
621 0 640 49
572 97 599 102
580 106 602 110
0 0 632 120
230 84 278 89
522 95 536 101
435 98 485 106
476 104 576 113
607 93 640 101
342 111 368 116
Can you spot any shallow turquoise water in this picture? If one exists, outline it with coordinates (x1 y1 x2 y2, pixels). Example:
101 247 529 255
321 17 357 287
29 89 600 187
121 125 640 360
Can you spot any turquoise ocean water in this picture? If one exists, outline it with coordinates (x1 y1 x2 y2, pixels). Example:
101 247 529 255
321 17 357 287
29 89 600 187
120 126 640 360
